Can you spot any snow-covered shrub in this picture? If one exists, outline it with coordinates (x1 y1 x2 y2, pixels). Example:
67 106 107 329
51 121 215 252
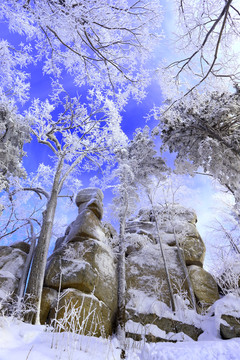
215 259 240 296
51 297 104 337
50 292 107 358
0 292 36 322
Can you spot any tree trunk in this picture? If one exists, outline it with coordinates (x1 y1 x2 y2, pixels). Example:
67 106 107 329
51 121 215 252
172 226 197 310
17 223 36 312
149 198 176 312
26 158 64 324
117 214 127 359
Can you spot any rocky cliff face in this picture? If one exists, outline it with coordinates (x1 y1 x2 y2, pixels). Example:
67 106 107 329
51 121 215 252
124 205 219 341
125 205 219 313
0 188 230 341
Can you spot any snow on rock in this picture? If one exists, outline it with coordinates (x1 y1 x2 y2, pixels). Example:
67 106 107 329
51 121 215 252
125 320 193 342
124 204 220 342
75 187 104 220
75 187 104 205
45 255 98 293
63 209 107 244
0 247 26 279
44 239 117 312
0 270 18 301
126 242 190 308
125 205 217 309
212 294 240 339
0 246 27 301
0 316 240 360
40 287 58 325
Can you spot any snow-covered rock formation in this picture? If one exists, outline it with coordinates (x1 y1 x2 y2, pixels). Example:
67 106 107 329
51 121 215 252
124 205 219 341
41 188 118 337
2 188 239 341
125 205 219 312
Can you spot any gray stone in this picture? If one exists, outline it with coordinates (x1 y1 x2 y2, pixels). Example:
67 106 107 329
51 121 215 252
126 244 191 308
0 248 27 279
40 287 58 324
75 188 103 220
51 288 113 337
188 265 219 308
126 310 203 341
45 254 98 294
10 241 30 254
0 271 18 300
65 210 106 243
220 315 240 339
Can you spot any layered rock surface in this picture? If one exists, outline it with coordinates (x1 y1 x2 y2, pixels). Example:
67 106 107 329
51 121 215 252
0 189 227 341
124 204 219 341
125 205 219 309
41 188 118 337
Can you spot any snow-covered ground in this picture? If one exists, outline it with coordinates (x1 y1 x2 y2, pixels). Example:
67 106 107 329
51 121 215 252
0 309 240 360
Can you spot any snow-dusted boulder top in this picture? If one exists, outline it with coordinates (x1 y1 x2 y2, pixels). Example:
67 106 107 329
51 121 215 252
126 204 205 267
54 188 106 250
75 187 104 220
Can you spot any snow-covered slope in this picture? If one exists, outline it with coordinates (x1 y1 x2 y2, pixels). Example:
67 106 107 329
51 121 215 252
1 299 240 360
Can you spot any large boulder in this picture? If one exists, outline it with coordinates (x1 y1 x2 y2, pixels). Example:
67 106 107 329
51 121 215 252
64 210 106 244
0 271 19 301
180 233 206 267
220 315 240 339
125 206 201 310
126 309 203 341
40 287 58 324
188 265 219 307
75 188 104 220
45 254 98 294
51 288 113 337
126 240 191 308
0 246 27 300
45 240 117 312
0 247 27 279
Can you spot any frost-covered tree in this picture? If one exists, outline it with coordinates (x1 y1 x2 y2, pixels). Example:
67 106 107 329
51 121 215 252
110 147 138 359
163 0 240 96
0 103 30 191
21 93 126 324
127 126 168 188
105 126 168 357
155 89 240 212
1 0 164 324
0 0 163 103
126 127 180 311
